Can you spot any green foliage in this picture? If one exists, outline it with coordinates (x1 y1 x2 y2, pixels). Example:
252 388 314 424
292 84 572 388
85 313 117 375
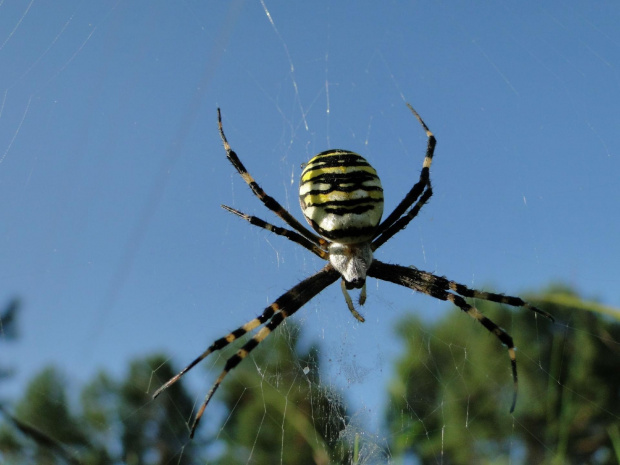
212 322 352 464
0 324 352 464
116 356 197 465
386 284 620 464
0 298 19 341
0 298 20 382
0 356 197 465
1 286 617 464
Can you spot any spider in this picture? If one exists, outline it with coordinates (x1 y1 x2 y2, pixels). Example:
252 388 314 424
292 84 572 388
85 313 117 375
153 104 554 438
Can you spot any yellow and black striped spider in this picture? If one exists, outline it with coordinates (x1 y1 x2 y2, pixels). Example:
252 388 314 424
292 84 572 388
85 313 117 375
154 104 554 437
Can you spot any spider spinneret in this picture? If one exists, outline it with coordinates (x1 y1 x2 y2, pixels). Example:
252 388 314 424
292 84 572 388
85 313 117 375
153 104 554 438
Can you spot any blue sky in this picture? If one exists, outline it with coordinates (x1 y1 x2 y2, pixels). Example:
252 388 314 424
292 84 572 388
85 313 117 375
1 0 619 445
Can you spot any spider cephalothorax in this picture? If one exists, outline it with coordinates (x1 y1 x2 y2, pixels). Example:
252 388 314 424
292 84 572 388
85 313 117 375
153 104 554 438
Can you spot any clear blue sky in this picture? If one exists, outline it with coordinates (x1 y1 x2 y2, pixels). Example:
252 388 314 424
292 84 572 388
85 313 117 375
1 0 618 445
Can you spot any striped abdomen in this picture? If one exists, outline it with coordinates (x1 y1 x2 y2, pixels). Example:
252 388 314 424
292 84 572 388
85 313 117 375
299 150 384 244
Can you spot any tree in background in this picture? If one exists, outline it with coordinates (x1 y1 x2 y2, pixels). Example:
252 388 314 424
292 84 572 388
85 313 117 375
0 355 198 465
0 298 20 389
0 321 352 464
2 286 617 464
209 322 352 465
386 285 620 464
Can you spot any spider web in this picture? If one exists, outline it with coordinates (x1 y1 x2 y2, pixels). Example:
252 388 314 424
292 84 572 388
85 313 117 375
1 2 619 464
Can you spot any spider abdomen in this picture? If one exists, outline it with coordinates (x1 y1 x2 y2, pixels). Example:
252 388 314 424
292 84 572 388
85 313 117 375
299 150 384 244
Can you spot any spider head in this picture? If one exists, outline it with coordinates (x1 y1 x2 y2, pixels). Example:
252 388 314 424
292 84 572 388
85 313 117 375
328 242 373 289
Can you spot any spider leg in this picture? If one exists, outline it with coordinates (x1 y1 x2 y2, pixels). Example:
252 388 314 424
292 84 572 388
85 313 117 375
190 311 287 437
152 305 278 400
372 182 433 251
413 269 555 322
368 260 554 412
188 264 339 437
442 291 519 413
221 205 328 260
218 109 325 247
155 264 339 437
358 282 367 306
368 261 554 321
372 103 436 241
340 279 366 322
